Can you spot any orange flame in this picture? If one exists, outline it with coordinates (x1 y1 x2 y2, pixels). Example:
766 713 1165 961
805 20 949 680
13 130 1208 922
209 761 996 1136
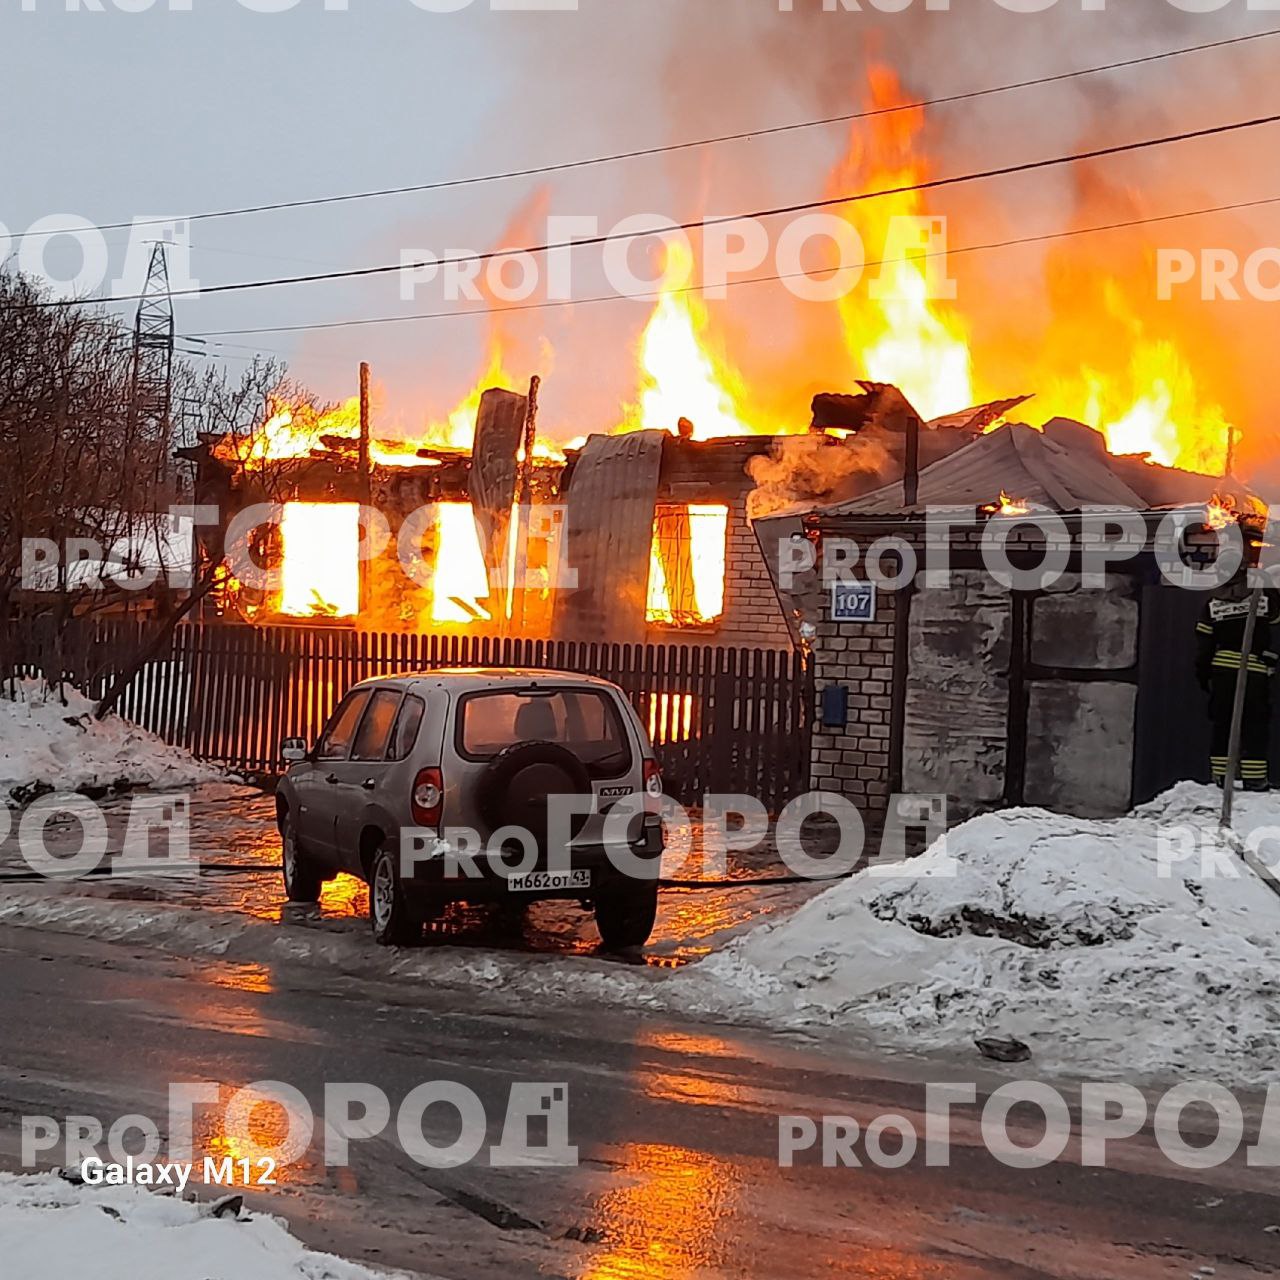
986 491 1032 518
831 66 974 421
628 240 764 440
431 503 492 624
224 397 357 467
1205 493 1239 531
1041 279 1230 472
279 502 360 618
226 334 531 470
646 504 729 627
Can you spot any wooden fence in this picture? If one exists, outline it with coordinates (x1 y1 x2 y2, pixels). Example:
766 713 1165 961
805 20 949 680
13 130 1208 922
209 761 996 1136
16 622 813 812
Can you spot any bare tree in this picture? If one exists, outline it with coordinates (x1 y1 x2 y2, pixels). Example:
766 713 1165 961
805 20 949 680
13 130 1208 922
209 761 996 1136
0 272 179 694
92 356 288 718
0 268 329 715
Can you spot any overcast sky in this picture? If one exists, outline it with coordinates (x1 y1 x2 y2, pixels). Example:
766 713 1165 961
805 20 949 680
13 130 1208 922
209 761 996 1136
4 0 1278 454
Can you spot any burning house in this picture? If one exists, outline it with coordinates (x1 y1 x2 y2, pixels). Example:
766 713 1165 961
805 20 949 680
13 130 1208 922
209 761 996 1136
173 53 1246 677
165 359 1257 822
181 378 798 650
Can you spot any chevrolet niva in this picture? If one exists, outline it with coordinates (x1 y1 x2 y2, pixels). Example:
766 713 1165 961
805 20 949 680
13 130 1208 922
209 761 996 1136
277 670 665 949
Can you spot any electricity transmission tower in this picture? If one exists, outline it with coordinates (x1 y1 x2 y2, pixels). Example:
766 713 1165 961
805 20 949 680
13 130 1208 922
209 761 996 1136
129 242 176 486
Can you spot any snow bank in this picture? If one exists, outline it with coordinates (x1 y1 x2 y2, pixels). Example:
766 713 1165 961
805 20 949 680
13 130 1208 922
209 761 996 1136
0 680 221 806
0 1173 409 1279
672 783 1280 1083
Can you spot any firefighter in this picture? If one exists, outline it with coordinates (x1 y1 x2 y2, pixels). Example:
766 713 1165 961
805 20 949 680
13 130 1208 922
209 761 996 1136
1196 564 1280 791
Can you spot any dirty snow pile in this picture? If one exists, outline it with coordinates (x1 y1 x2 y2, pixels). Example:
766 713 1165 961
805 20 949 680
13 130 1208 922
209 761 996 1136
675 783 1280 1083
0 680 222 807
0 1173 410 1280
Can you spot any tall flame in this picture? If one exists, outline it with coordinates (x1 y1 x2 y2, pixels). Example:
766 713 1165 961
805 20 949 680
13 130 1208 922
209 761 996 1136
228 60 1246 638
1040 278 1230 472
428 343 516 452
628 240 763 440
831 65 974 421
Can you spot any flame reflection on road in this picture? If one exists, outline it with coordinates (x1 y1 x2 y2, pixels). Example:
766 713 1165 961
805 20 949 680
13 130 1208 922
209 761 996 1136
577 1144 741 1280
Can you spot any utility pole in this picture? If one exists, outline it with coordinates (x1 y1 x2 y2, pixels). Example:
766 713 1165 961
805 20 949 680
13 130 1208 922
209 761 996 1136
358 361 372 494
1220 585 1262 830
1217 577 1280 899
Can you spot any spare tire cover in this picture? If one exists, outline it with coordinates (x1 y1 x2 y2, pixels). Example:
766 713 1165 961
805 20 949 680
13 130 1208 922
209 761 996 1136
476 741 593 852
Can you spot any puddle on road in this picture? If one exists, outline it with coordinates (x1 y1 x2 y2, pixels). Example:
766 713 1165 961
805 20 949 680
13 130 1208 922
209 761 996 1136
1 784 819 970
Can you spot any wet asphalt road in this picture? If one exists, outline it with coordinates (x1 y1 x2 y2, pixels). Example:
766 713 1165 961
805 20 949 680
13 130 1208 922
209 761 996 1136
0 784 821 968
1 924 1278 1280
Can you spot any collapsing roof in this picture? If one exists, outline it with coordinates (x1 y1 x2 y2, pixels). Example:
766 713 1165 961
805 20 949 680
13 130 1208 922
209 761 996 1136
815 419 1226 517
811 383 1032 436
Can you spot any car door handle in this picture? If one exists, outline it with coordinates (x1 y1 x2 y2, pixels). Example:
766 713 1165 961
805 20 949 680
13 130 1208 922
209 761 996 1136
361 779 376 791
325 774 339 785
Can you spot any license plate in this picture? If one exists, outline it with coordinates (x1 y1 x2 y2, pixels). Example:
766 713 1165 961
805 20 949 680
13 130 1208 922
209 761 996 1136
507 870 591 893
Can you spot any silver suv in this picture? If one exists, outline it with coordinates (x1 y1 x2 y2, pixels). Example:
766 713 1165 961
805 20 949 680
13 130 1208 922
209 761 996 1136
276 670 665 949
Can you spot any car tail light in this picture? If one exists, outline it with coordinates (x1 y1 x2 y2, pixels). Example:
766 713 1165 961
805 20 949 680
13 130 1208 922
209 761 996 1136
411 768 444 827
643 759 663 814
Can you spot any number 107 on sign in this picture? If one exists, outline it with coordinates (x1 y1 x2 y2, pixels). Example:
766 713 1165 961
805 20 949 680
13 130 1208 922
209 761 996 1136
832 582 876 623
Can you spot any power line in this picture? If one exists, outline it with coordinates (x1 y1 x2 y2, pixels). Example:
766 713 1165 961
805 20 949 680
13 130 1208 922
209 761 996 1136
185 193 1280 339
9 26 1279 246
32 108 1280 311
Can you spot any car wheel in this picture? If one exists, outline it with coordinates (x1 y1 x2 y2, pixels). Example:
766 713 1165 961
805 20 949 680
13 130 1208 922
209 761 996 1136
281 812 323 903
594 882 659 951
369 845 421 947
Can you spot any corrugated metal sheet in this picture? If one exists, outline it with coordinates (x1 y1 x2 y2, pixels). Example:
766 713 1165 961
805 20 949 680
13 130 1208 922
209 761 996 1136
820 423 1148 516
555 430 666 643
1015 426 1147 508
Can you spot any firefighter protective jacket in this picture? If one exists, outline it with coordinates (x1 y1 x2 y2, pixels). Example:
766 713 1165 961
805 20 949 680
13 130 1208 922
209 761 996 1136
1195 582 1280 686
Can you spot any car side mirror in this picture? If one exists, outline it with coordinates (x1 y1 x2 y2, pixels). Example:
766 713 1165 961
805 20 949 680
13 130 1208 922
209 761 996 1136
281 737 309 764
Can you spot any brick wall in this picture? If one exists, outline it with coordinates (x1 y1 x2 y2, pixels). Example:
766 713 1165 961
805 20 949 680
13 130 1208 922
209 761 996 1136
810 580 900 827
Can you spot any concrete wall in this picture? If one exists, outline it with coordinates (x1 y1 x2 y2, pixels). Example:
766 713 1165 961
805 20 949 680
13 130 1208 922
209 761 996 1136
901 573 1010 818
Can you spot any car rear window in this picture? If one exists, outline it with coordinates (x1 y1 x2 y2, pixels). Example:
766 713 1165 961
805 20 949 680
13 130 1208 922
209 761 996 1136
458 689 632 778
351 689 402 762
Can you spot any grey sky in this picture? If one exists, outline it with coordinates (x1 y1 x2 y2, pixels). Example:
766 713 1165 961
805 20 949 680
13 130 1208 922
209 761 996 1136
3 1 1278 452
